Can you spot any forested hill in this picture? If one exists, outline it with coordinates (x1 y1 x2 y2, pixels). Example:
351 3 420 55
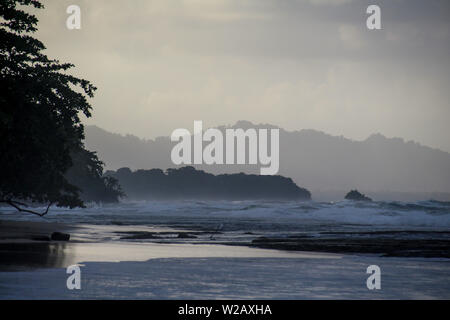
105 166 311 200
85 123 450 201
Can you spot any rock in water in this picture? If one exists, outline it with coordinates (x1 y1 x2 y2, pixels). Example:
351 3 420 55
177 232 197 239
50 232 70 241
345 190 372 201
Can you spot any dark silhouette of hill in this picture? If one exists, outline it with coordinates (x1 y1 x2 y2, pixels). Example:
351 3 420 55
85 122 450 201
105 166 311 200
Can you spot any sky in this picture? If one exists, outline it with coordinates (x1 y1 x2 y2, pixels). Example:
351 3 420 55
31 0 450 152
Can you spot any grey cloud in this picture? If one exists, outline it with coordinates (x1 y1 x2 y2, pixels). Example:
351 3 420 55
28 0 450 153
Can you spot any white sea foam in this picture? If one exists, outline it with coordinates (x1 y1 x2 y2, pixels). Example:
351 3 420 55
1 200 449 230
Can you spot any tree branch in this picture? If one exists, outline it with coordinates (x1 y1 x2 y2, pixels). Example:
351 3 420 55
0 200 52 217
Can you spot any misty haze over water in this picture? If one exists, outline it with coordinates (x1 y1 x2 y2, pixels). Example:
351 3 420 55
85 122 450 201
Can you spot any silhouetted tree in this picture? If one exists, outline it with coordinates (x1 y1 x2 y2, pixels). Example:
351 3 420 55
65 149 124 203
0 0 109 215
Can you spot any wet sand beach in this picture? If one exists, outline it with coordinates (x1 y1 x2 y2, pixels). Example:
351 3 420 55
0 219 338 271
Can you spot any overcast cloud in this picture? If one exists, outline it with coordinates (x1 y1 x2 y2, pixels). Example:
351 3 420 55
32 0 450 151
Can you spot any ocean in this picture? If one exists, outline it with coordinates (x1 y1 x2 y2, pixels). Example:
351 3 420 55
0 199 449 299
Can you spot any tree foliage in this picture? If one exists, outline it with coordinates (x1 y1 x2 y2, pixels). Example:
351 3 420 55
0 0 119 215
65 149 124 204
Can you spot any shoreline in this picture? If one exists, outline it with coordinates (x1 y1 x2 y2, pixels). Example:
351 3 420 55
0 219 340 271
1 220 449 299
0 219 74 241
1 218 449 272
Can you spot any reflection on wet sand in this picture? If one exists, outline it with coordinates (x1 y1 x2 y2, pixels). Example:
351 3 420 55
0 242 76 271
0 220 340 272
0 241 340 271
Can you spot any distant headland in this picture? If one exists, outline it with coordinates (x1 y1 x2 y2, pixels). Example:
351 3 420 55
84 122 450 201
105 166 311 201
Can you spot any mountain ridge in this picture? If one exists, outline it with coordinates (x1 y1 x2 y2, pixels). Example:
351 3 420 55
84 122 450 201
85 123 450 155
